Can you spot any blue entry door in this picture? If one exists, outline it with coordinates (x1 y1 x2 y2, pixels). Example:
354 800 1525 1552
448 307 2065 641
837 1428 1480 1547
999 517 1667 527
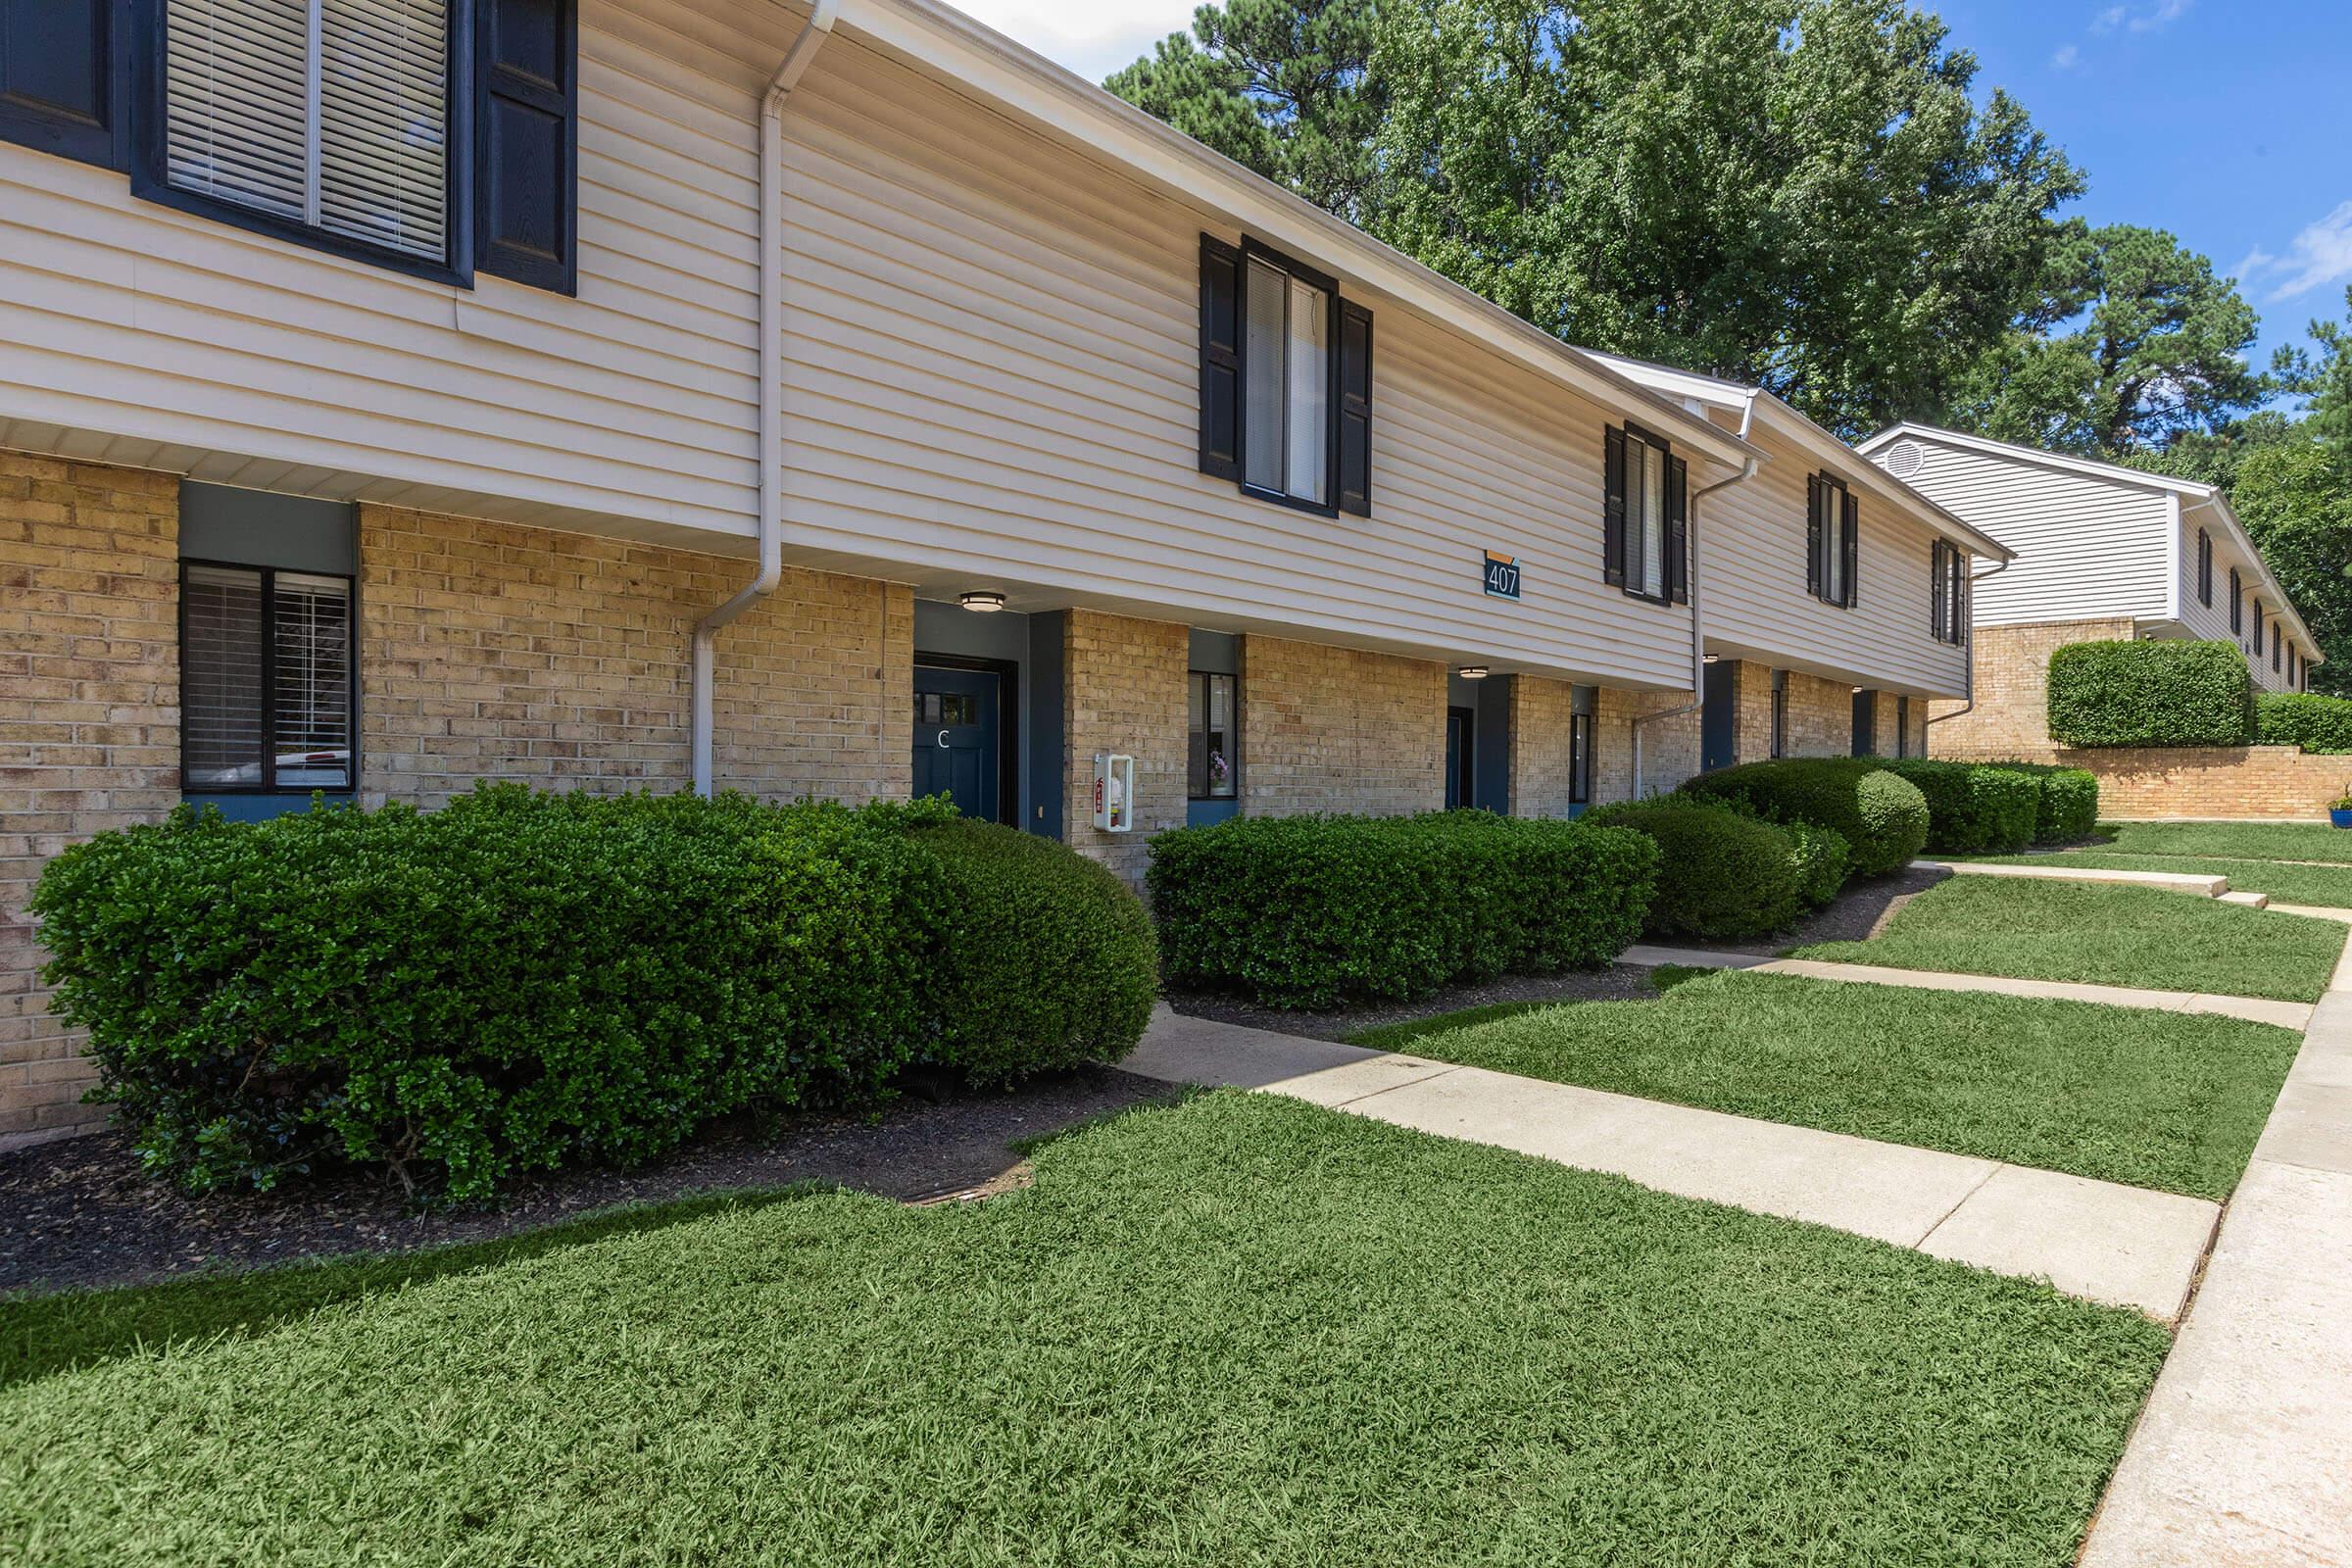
913 665 1002 821
1700 661 1737 773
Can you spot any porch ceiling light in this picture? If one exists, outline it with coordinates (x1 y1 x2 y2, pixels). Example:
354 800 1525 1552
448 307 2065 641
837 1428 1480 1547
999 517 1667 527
1458 665 1490 679
959 591 1006 612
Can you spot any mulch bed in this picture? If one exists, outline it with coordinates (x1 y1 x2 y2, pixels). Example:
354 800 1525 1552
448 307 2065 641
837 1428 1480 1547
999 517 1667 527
0 1067 1181 1298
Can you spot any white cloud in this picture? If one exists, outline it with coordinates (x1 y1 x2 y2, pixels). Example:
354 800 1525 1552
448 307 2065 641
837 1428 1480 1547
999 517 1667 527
2091 5 2128 32
2128 0 2193 31
2075 0 2189 54
2241 201 2352 301
2052 43 2081 68
945 0 1199 81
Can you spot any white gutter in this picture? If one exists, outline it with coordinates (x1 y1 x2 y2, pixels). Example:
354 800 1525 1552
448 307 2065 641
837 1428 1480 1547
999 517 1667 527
691 0 840 797
1632 393 1761 797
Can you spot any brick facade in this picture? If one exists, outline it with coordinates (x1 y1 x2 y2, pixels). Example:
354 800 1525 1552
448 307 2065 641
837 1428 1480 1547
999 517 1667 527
1060 609 1189 885
1927 617 2136 760
1593 686 1699 803
1730 662 1776 764
1508 674 1580 816
362 508 912 808
1240 634 1446 817
1 452 180 1149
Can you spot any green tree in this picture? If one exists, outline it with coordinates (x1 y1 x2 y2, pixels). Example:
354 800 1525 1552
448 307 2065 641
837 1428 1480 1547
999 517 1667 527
2274 285 2352 458
2230 440 2352 696
1106 0 2081 437
1946 225 2270 458
1104 0 1382 219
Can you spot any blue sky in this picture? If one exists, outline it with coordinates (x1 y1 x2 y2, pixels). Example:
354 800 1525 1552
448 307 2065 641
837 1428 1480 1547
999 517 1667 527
954 0 2352 377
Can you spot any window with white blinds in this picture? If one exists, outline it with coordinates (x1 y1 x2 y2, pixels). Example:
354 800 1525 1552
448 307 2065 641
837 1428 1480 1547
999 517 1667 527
181 564 355 792
164 0 450 263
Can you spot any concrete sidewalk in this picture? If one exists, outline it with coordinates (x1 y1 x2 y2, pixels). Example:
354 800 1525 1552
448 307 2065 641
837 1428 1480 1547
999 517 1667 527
1126 1007 2217 1319
1618 946 2317 1029
2081 956 2352 1565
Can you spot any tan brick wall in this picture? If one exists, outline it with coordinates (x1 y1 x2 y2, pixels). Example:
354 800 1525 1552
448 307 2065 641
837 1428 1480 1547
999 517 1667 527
1241 634 1446 817
1 452 179 1150
1784 671 1853 759
1508 674 1580 816
1593 686 1699 804
1928 617 2137 759
1730 662 1774 764
361 508 912 808
1061 609 1188 885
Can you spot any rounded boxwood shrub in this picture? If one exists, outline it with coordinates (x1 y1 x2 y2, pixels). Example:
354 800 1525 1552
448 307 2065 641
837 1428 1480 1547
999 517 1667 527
29 787 1156 1203
912 818 1157 1085
2257 692 2352 754
1975 760 2101 843
2047 639 2254 748
1146 811 1657 1009
1684 760 1930 876
1784 821 1852 907
1876 759 2039 855
1585 801 1802 939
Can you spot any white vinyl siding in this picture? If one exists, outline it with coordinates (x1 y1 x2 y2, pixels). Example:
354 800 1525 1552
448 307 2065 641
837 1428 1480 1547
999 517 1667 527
165 0 451 263
1698 454 1968 696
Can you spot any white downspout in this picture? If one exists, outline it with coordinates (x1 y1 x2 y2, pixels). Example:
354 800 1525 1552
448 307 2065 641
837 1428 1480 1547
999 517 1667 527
692 0 841 796
1632 391 1760 797
1925 554 2013 734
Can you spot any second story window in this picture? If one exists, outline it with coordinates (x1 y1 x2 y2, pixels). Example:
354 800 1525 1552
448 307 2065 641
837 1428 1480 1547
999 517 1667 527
1808 473 1858 609
2254 602 2265 657
159 0 452 266
1602 424 1688 604
2230 568 2243 636
2197 527 2214 607
1198 236 1373 516
1931 539 1968 645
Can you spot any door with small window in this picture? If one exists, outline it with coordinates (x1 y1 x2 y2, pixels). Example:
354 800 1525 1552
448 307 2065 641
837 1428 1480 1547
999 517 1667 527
912 666 1002 823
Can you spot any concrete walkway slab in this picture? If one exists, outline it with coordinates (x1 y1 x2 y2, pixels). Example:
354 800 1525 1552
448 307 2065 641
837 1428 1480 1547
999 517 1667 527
2218 889 2272 908
2273 902 2352 924
1618 950 2316 1029
1920 1164 2215 1321
1917 858 2230 896
1127 1008 2219 1317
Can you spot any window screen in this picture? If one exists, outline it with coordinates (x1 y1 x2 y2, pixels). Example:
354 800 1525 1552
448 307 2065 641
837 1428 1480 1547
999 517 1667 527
1240 254 1332 506
182 563 355 791
165 0 450 262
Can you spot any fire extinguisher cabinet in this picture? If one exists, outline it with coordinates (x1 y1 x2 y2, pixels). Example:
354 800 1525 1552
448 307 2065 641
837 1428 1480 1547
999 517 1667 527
1092 753 1136 832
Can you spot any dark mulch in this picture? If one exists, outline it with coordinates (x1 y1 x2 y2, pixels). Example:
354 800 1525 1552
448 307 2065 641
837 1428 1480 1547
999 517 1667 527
0 1067 1181 1298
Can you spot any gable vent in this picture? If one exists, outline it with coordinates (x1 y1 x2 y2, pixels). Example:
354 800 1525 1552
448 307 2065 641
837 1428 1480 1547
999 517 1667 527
1883 438 1926 480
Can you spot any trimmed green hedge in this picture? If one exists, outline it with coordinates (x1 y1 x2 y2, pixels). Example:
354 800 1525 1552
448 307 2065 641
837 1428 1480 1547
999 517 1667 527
1973 760 2101 843
914 819 1159 1085
1584 802 1801 939
1147 811 1657 1009
1786 821 1853 907
1683 760 1931 876
29 788 1156 1204
1875 759 2040 855
2258 692 2352 754
2046 639 2254 748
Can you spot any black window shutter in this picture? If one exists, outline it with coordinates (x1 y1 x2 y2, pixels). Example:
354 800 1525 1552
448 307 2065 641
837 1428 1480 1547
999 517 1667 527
1665 454 1689 604
1931 541 1946 641
1805 475 1824 598
1840 491 1860 609
1337 299 1373 515
1198 235 1242 481
1602 426 1627 586
475 0 579 294
0 0 116 169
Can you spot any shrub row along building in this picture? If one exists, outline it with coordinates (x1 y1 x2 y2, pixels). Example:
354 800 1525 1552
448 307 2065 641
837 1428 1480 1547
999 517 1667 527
0 0 2321 1146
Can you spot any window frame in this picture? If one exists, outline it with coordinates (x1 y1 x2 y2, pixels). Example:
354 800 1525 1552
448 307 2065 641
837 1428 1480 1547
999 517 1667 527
1234 237 1343 518
2230 567 2243 636
178 558 361 797
2196 527 2213 607
2253 602 2265 657
1568 711 1592 806
1810 471 1858 610
1186 668 1239 803
1610 420 1685 607
127 0 477 289
1770 669 1788 760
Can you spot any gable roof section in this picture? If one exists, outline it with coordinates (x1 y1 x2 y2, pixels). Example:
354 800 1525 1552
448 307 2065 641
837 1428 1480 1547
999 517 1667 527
1858 421 2320 662
769 0 1761 475
1587 355 2012 562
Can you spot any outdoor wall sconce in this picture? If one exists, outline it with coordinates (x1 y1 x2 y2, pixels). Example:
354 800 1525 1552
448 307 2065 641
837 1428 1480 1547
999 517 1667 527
959 591 1005 612
1457 665 1489 679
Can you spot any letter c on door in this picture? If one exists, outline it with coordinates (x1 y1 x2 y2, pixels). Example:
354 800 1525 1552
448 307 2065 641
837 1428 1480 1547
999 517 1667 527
937 730 951 749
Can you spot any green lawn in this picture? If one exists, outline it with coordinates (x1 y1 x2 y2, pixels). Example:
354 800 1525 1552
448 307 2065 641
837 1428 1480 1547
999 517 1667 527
1388 970 2298 1198
2082 821 2352 864
1790 875 2346 1002
2 1094 2168 1567
1953 850 2352 908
